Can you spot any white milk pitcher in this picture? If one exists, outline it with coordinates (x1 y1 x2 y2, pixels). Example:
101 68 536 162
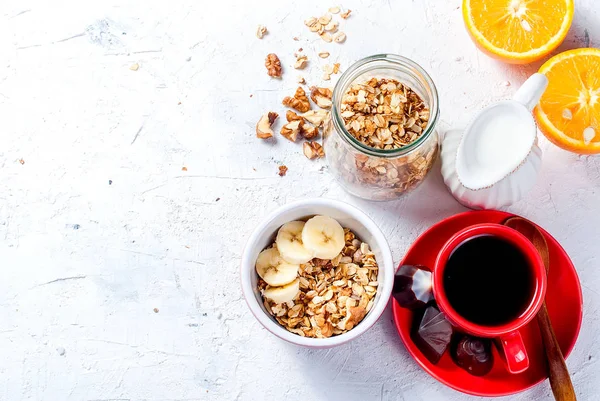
441 73 548 210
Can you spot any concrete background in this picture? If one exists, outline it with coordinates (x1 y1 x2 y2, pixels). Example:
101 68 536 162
1 0 599 400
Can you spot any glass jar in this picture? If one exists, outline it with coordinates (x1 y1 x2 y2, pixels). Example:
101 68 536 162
323 54 440 201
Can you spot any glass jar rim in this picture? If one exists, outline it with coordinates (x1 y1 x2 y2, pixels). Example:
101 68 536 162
331 54 440 157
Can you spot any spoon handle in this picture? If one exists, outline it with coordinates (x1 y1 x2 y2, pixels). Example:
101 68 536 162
537 294 577 400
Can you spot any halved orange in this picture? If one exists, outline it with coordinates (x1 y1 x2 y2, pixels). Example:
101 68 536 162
463 0 574 64
534 48 600 154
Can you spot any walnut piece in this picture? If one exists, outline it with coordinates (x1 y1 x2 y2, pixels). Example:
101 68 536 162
286 110 303 122
302 125 319 140
265 53 282 78
256 25 267 39
256 112 278 139
259 227 378 338
303 141 325 159
282 87 311 113
310 86 333 109
280 120 303 142
301 110 329 127
278 165 288 176
294 55 308 69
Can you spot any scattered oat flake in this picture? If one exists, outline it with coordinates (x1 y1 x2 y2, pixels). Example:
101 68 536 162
320 32 333 43
318 14 332 25
18 158 25 165
182 166 188 171
278 165 288 176
129 63 139 71
329 6 341 14
562 108 573 120
325 21 339 32
318 51 330 58
333 32 346 43
256 25 268 39
583 127 596 144
341 9 352 19
304 17 317 27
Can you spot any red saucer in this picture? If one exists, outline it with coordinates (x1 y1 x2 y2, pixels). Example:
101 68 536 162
392 210 583 397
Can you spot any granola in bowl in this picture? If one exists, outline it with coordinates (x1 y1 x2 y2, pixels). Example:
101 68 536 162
258 226 378 338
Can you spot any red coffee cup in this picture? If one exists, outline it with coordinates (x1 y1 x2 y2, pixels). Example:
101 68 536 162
432 223 547 374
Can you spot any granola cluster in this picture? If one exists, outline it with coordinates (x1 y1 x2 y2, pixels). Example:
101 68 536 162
341 78 430 150
259 229 378 338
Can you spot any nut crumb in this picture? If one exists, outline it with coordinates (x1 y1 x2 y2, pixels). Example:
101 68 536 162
333 63 340 74
340 9 352 19
310 86 333 109
303 141 325 159
282 87 311 113
181 166 188 171
293 36 300 41
18 158 25 165
256 25 268 39
265 53 282 78
278 165 288 176
153 308 159 313
297 75 306 84
294 55 308 69
129 63 139 71
256 112 279 139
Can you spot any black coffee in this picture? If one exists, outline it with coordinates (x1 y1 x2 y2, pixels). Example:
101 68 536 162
443 235 534 326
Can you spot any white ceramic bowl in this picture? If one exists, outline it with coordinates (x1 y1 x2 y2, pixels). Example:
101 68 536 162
241 198 394 348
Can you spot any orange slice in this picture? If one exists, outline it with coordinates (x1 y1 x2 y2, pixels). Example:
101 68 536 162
534 48 600 154
463 0 574 64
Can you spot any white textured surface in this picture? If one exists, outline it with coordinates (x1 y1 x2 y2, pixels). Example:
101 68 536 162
1 0 599 400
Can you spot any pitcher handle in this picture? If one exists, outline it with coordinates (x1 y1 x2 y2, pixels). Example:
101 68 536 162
512 73 549 112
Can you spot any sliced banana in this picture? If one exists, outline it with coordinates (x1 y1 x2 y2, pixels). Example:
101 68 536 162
255 247 299 286
263 279 300 304
302 215 345 260
276 221 314 264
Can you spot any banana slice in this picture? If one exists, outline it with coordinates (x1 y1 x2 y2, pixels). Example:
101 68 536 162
276 221 314 264
302 215 345 259
255 247 299 286
263 279 300 304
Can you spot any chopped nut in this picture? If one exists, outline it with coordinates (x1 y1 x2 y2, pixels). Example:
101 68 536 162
303 141 325 159
318 51 330 59
340 9 352 19
278 165 288 176
301 125 319 140
265 53 282 78
282 86 311 113
328 6 341 14
256 25 268 39
256 112 278 139
310 86 333 109
320 32 333 43
333 32 346 43
302 110 329 127
294 55 308 69
281 120 303 142
286 110 303 122
318 13 332 25
297 75 306 84
129 63 139 71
